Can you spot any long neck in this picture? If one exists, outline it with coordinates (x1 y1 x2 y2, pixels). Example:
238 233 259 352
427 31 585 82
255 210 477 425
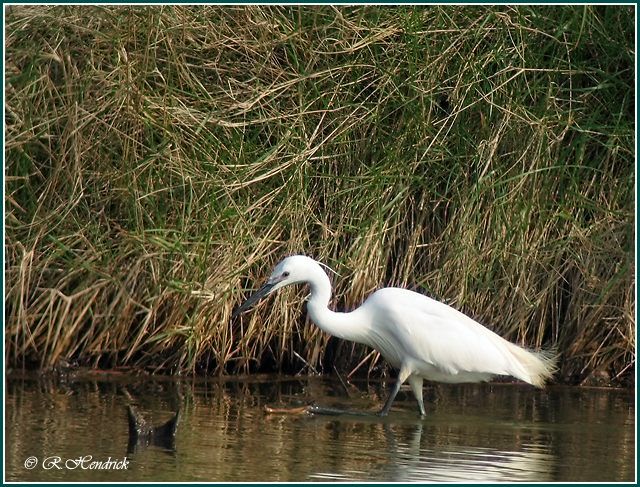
304 264 370 345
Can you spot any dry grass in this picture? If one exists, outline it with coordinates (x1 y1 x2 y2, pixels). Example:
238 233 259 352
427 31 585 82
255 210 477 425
5 5 635 385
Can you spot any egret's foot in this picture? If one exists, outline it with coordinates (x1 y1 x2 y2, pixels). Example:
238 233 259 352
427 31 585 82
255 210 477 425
377 409 427 419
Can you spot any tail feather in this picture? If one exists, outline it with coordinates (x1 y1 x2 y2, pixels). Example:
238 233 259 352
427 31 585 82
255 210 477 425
506 344 559 387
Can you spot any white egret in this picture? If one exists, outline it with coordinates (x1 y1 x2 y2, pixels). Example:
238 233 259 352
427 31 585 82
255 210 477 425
233 255 557 416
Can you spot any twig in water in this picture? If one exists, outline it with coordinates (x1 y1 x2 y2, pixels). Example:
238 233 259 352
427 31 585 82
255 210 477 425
293 350 318 375
333 365 352 398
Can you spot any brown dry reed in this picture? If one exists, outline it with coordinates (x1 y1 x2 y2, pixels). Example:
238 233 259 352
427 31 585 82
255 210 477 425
5 5 635 385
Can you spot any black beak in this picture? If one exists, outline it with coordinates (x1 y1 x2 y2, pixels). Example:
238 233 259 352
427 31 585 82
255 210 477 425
232 282 275 318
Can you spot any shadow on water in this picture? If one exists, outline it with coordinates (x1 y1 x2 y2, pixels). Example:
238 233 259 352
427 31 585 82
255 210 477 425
4 371 635 482
308 421 555 482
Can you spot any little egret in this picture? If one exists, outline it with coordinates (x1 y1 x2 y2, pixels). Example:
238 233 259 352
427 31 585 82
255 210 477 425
233 255 557 417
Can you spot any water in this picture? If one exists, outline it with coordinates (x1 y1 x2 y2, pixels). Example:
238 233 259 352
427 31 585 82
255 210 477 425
5 372 635 482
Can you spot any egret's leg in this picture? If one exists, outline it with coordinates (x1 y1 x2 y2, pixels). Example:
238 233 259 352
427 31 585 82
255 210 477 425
379 379 402 417
378 367 411 417
408 375 426 417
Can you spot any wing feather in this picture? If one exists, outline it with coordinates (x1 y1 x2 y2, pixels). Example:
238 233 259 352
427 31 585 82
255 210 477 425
365 288 550 384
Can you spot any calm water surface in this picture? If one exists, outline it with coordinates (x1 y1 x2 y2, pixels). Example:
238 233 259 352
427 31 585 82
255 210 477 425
5 372 635 482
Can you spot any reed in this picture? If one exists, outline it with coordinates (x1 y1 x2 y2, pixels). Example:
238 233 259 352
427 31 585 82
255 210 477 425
5 5 634 385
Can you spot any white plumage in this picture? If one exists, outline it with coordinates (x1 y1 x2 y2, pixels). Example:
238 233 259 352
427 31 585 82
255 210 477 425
234 255 557 416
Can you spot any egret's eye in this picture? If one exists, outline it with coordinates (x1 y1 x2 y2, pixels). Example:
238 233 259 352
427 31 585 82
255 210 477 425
282 271 290 278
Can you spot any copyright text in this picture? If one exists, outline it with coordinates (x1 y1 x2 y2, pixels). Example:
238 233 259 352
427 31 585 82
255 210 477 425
24 455 129 471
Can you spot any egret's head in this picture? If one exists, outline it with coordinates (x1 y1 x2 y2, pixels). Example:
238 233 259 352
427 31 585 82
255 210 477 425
232 255 316 317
